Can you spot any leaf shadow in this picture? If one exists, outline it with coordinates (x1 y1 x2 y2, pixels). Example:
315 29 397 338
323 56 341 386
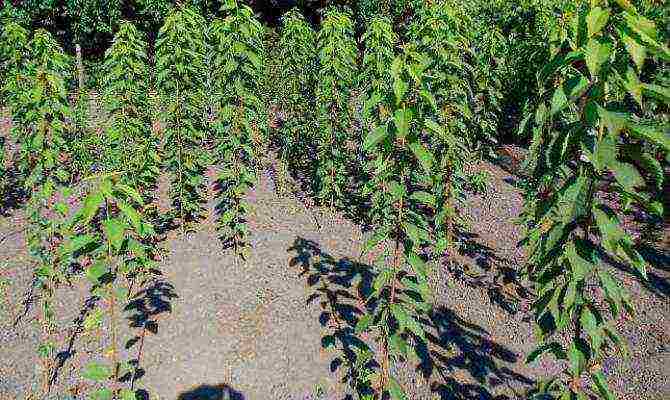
450 231 530 315
124 277 179 389
288 236 376 398
419 305 534 400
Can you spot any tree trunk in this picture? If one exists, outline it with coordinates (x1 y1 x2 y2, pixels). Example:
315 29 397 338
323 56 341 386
75 43 84 92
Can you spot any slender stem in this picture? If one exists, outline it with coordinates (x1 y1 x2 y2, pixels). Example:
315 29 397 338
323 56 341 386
105 199 119 390
175 81 186 234
381 180 405 398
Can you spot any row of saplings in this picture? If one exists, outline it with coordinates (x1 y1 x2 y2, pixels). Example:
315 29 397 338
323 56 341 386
0 0 667 399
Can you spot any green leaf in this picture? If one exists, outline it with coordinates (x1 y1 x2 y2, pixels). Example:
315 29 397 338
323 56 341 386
623 68 642 106
597 269 622 315
37 342 56 358
409 191 435 207
557 175 589 223
363 227 389 255
86 261 109 284
388 181 406 200
392 303 425 339
597 106 628 136
388 333 409 358
526 342 567 363
408 141 433 172
586 7 609 38
119 389 137 400
402 222 423 245
592 370 616 400
406 251 428 280
550 87 568 116
593 206 625 254
115 183 144 205
362 92 382 119
388 377 407 400
566 242 593 281
621 241 648 280
117 200 143 234
568 339 588 376
79 190 104 224
619 27 646 69
373 267 394 295
419 89 437 112
592 133 617 172
70 234 95 253
393 108 411 139
91 389 113 400
82 362 112 382
628 122 670 152
581 307 599 335
355 313 373 334
585 37 612 78
363 125 388 152
642 83 670 103
393 77 408 105
623 12 659 46
611 161 644 192
103 218 126 251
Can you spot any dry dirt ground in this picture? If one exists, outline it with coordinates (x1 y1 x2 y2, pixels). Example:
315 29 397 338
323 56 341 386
0 158 668 400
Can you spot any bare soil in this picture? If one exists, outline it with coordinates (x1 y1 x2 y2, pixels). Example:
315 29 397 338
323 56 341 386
1 158 668 400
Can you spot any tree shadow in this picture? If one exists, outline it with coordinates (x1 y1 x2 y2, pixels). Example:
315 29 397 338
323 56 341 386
176 383 245 400
450 231 530 315
0 159 28 217
124 278 179 389
599 245 670 299
420 305 534 400
288 236 376 397
49 294 100 389
289 236 533 399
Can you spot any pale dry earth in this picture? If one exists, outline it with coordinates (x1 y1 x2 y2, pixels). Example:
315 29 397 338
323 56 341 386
0 158 668 400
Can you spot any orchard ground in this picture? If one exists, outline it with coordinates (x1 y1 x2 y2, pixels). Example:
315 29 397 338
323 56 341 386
1 147 668 400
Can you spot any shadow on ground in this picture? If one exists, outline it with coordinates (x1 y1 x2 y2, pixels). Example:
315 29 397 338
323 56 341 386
288 236 533 400
288 236 376 397
451 231 529 315
176 383 244 400
125 277 179 389
420 305 534 400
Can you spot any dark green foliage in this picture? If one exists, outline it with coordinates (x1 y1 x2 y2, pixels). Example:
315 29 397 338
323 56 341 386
66 175 157 399
210 0 266 257
315 7 357 208
0 22 31 201
276 8 317 177
357 48 436 400
471 0 557 141
155 5 208 230
12 29 74 394
360 16 397 229
360 17 397 114
355 0 391 32
521 2 669 399
408 3 472 141
102 21 158 196
66 0 122 43
407 4 470 254
0 22 30 110
19 30 72 191
410 2 503 148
